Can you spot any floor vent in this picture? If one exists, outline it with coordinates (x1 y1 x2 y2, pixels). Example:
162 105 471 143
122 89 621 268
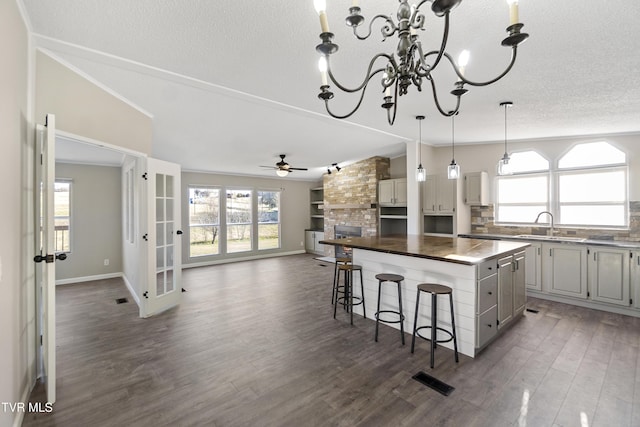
115 298 128 304
526 308 539 313
412 371 455 396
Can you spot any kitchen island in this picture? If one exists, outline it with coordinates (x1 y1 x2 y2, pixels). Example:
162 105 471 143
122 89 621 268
320 235 530 357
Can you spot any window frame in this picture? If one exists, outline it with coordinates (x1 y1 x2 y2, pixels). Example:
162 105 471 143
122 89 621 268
188 185 222 258
225 188 253 253
495 171 551 226
54 179 72 254
257 189 281 251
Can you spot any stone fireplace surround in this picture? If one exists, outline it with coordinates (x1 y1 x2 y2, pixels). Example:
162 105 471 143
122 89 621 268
322 156 390 256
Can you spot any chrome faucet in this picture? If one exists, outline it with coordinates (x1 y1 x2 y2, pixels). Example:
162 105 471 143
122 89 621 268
535 211 555 236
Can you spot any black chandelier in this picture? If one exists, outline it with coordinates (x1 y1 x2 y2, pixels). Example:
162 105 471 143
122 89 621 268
314 0 529 125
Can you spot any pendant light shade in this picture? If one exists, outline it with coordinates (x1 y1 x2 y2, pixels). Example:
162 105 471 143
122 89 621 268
416 115 426 182
497 101 513 176
447 113 460 180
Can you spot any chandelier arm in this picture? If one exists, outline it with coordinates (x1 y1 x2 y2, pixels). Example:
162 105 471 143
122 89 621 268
445 48 520 87
322 80 372 120
420 11 450 73
428 77 461 117
327 53 394 93
353 14 398 41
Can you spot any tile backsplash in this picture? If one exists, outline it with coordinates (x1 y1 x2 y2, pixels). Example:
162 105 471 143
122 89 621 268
470 201 640 242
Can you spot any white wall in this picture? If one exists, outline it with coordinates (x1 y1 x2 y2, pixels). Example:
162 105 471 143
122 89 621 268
0 2 34 427
181 171 314 266
55 163 123 282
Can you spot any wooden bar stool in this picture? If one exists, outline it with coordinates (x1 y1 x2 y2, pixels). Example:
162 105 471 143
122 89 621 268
411 283 459 368
332 257 352 305
333 264 366 325
374 273 405 345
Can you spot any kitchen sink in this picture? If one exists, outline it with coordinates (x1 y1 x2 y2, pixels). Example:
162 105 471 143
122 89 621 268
515 234 586 242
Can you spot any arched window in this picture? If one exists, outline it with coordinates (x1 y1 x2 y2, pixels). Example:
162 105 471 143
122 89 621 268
496 151 550 224
556 142 627 227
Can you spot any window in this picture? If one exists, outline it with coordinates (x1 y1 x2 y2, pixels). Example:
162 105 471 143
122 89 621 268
258 190 281 250
54 180 71 253
496 151 550 224
188 187 220 257
226 189 252 253
556 142 627 227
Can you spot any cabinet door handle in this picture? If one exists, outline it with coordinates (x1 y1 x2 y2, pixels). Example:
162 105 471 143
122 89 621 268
487 291 492 295
432 205 435 211
537 247 540 256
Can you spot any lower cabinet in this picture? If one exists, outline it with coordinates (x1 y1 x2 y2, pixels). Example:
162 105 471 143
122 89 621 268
476 259 498 348
305 230 325 255
543 243 588 298
588 247 630 306
497 251 526 330
633 252 640 309
525 243 542 291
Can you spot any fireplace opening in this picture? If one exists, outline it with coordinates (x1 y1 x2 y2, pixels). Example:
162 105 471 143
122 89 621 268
334 225 362 258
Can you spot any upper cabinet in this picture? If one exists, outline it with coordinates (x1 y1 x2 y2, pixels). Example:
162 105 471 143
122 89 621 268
378 178 407 206
422 174 455 214
464 172 489 205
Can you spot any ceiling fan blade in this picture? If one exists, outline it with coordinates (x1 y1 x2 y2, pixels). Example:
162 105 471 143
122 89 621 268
288 167 308 171
259 165 278 169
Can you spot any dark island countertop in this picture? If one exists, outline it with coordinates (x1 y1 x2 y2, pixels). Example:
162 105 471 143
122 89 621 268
319 234 530 266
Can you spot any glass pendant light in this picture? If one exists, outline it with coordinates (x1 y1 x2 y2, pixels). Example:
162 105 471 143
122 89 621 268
497 101 513 176
447 113 460 180
416 115 426 182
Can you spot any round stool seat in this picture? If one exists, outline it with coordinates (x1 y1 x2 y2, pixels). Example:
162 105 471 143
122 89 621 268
339 264 362 271
375 273 405 282
417 283 452 295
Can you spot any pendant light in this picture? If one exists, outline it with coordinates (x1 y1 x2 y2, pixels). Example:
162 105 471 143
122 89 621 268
447 112 460 180
416 115 426 182
497 101 513 176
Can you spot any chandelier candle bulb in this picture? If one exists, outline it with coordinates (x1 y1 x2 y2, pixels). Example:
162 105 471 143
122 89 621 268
314 0 330 32
507 0 519 25
318 57 328 86
352 0 359 7
458 50 470 76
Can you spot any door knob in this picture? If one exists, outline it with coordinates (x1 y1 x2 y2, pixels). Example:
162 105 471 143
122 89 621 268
176 230 183 235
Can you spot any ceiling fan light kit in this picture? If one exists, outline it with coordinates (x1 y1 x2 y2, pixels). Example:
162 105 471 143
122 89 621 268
314 0 529 124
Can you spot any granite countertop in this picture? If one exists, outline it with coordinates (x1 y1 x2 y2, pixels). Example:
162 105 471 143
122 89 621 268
319 235 530 265
459 233 640 249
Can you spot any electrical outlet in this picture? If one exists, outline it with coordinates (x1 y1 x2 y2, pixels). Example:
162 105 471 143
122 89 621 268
300 241 304 246
104 259 110 266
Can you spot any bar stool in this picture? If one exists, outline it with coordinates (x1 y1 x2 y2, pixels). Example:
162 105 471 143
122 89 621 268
374 273 405 345
411 283 459 369
332 257 352 305
333 264 366 325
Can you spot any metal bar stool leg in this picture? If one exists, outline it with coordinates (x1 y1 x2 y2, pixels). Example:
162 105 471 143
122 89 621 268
332 261 339 304
397 281 405 345
375 279 382 342
411 288 420 353
430 293 437 369
359 269 366 318
449 292 459 363
333 267 342 320
348 269 354 325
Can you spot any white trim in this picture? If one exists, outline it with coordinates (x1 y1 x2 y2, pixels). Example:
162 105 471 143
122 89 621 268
12 382 31 427
122 275 141 307
183 250 305 269
56 130 148 159
55 272 122 286
35 47 154 118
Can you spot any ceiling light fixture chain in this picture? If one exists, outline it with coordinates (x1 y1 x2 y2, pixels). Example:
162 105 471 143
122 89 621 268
314 0 529 125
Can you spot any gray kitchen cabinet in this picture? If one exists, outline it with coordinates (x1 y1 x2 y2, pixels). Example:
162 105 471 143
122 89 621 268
497 251 526 329
305 230 325 255
378 178 407 206
463 171 488 205
543 243 588 299
587 247 631 306
525 242 542 291
476 258 498 348
422 174 454 214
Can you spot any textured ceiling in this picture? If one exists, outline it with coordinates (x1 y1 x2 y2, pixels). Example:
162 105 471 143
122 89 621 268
21 0 640 180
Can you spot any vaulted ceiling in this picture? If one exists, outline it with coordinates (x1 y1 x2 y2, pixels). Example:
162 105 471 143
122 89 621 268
22 0 640 180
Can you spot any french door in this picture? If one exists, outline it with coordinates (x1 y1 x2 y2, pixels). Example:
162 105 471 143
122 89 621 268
35 114 61 403
142 158 183 316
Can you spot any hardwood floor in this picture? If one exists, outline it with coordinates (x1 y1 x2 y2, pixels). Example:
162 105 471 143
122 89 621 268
23 254 640 426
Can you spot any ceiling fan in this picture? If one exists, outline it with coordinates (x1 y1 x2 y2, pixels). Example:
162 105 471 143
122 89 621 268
260 154 308 176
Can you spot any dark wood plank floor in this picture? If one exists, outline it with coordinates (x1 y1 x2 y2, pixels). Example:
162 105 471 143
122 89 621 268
23 254 640 426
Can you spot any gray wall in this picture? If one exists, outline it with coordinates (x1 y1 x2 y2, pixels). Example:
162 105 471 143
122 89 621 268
181 171 313 266
1 1 35 425
55 163 123 281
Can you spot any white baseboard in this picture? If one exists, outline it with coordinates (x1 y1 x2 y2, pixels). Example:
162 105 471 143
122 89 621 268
122 275 141 307
183 250 306 269
55 272 122 285
528 290 640 318
12 382 31 427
